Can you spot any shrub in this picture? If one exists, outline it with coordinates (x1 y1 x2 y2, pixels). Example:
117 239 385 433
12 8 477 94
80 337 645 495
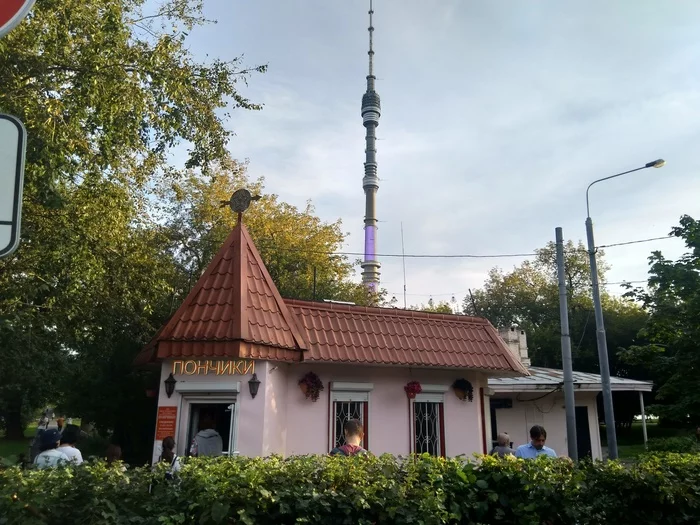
0 453 699 524
646 436 700 454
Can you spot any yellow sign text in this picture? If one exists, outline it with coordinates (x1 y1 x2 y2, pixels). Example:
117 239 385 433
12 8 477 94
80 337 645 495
172 359 255 376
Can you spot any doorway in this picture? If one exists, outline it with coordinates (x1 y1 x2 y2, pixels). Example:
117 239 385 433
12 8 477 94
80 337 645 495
187 403 235 456
575 406 592 459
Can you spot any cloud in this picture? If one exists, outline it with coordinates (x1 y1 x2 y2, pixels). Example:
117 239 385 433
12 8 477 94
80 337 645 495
183 0 700 308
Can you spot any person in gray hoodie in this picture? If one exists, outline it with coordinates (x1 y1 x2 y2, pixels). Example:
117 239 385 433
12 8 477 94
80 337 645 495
189 415 223 457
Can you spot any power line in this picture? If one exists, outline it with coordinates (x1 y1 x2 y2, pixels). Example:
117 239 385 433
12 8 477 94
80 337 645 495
388 280 648 300
259 234 674 260
598 236 672 249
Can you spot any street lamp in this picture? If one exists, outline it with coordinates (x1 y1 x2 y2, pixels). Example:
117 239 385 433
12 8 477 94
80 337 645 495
585 158 665 460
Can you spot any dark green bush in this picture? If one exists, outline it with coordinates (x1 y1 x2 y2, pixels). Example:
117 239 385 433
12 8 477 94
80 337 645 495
646 436 700 453
0 453 699 525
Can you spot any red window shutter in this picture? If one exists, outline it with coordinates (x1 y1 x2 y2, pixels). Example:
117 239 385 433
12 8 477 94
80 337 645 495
479 387 487 454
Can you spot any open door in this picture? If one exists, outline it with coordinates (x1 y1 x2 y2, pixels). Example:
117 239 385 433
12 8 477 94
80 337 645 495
575 406 592 459
227 403 237 456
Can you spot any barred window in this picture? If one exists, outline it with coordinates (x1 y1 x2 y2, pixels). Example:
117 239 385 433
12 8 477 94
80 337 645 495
414 402 444 456
411 388 447 457
329 383 372 451
333 400 368 449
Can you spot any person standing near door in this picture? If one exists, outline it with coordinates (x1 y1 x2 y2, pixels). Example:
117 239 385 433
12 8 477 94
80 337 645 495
515 425 557 459
189 415 223 457
490 433 515 457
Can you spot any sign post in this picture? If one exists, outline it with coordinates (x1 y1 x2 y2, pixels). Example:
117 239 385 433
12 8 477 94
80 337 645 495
0 115 26 258
0 1 34 258
0 0 36 39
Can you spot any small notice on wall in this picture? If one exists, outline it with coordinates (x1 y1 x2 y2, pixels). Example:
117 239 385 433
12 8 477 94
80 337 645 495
155 406 178 441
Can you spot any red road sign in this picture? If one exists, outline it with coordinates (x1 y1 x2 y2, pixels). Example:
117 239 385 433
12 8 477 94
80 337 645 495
0 0 35 39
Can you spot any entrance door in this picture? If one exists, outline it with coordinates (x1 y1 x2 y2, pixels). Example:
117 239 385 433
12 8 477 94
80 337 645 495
575 406 592 459
187 403 236 456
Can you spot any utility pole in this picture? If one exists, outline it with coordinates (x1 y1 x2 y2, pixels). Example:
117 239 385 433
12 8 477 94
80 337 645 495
556 227 577 460
585 216 618 459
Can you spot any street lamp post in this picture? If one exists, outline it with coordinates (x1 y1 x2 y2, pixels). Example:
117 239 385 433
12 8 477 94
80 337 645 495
585 158 665 460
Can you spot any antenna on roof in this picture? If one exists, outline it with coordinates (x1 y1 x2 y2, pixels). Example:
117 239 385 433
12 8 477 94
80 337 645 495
401 222 407 309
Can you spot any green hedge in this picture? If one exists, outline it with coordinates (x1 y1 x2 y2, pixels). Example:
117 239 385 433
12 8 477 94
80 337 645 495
646 436 700 454
1 453 699 525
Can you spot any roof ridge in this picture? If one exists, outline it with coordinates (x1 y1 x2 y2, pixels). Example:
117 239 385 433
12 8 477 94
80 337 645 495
284 298 489 324
240 224 308 350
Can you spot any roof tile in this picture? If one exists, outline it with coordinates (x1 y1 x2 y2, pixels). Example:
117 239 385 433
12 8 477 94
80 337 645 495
285 299 528 374
134 222 528 376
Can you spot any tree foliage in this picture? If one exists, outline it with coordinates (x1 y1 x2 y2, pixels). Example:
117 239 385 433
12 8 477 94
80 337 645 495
163 164 383 305
0 0 265 441
463 241 647 377
0 0 381 447
411 299 456 314
622 215 700 425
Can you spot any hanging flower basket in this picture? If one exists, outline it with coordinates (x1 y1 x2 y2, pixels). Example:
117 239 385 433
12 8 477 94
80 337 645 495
298 371 324 402
452 378 474 402
404 381 422 399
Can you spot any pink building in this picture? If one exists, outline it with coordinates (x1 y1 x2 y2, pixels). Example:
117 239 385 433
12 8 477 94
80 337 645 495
135 220 528 463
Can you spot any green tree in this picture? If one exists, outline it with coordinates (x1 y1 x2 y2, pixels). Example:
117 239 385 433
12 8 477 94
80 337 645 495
412 298 456 314
164 165 385 306
0 0 264 440
621 215 700 425
463 241 647 375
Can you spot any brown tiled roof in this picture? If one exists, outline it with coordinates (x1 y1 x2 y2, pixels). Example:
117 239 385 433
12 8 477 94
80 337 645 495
286 300 528 374
135 221 527 376
134 221 308 366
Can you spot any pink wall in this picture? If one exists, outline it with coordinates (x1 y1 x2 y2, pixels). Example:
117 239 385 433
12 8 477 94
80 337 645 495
261 362 289 456
284 364 488 458
152 359 491 461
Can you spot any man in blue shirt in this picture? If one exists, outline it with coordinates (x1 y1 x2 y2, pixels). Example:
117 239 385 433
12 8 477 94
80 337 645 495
515 425 557 459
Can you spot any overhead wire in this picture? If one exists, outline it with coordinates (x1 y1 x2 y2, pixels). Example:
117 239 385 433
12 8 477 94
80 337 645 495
259 234 675 260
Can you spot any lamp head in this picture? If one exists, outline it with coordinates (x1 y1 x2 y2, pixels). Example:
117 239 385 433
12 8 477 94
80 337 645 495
646 159 666 169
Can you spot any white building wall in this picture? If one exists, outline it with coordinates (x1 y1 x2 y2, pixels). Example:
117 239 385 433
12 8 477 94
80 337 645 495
492 391 602 459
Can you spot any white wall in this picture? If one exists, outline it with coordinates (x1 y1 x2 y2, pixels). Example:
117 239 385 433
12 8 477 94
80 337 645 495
151 359 268 463
492 391 602 459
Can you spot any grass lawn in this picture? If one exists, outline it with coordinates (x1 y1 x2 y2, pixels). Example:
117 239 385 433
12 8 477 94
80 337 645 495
1 420 82 461
0 424 38 461
601 420 691 460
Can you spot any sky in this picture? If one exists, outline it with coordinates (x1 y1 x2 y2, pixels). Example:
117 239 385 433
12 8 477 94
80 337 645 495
181 0 700 308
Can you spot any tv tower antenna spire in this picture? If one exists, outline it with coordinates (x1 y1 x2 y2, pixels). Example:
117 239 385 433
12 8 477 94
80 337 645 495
360 0 381 290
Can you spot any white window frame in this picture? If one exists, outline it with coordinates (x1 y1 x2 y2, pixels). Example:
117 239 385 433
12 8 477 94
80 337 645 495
410 384 447 456
329 382 373 450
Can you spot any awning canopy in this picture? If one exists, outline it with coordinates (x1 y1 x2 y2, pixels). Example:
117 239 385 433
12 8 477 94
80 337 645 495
488 366 653 393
